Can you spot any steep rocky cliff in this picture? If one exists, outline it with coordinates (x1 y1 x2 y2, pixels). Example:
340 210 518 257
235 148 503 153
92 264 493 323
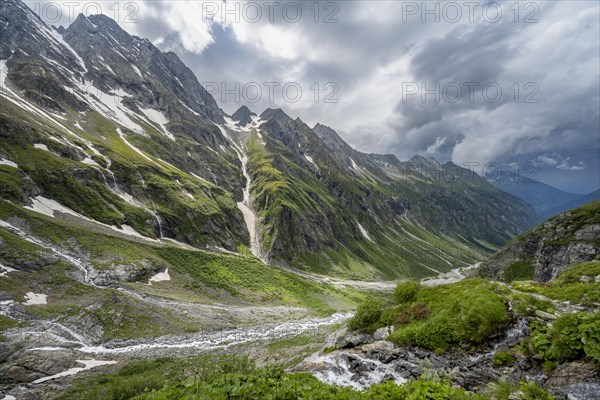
480 200 600 281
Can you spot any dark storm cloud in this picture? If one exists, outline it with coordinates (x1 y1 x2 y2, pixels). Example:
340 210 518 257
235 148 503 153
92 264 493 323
27 0 600 192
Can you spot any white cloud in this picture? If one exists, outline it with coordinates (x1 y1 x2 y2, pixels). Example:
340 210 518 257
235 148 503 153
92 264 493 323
426 137 447 154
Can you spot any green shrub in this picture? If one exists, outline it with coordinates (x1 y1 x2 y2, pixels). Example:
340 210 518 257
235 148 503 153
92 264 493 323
394 281 421 303
510 293 554 317
386 279 509 351
486 379 554 400
493 351 516 366
556 261 600 284
383 302 431 327
513 262 600 305
517 381 555 400
529 312 600 363
500 261 534 282
485 378 514 400
347 298 385 333
542 360 557 373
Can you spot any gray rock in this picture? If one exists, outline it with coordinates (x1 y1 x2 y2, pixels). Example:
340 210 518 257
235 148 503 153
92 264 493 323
535 310 558 320
373 326 393 341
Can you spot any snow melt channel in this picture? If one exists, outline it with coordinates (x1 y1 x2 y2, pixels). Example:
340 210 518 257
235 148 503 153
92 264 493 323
216 123 263 261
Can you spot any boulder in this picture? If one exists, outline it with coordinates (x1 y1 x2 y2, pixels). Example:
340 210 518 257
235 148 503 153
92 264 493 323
535 310 558 321
373 326 394 341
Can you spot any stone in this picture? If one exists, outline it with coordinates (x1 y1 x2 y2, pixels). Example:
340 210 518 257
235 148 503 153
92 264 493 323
362 341 397 363
535 310 558 320
373 326 392 341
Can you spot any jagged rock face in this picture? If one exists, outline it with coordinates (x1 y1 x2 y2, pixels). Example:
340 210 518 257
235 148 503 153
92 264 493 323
481 201 600 281
63 14 223 123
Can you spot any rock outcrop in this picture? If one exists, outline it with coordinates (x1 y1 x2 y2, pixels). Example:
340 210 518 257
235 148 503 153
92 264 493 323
480 201 600 282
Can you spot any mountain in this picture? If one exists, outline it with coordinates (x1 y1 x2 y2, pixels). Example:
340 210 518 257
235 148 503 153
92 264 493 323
0 0 539 282
488 170 582 215
231 105 257 127
540 189 600 220
0 1 580 395
480 200 600 281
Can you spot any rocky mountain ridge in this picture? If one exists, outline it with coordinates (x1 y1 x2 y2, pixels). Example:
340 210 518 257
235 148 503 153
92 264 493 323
480 200 600 281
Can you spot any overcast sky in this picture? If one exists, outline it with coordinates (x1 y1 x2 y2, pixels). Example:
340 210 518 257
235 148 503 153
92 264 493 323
28 1 600 193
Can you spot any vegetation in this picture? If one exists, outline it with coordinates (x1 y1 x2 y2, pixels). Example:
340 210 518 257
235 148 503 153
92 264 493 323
156 246 358 314
393 281 421 303
347 298 385 333
58 354 558 400
486 379 554 400
492 351 515 366
508 292 554 317
348 279 510 352
513 261 600 305
526 312 600 363
60 354 484 400
499 261 534 282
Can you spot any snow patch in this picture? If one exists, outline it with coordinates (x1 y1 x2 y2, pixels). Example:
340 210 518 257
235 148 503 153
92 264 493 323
356 221 374 242
33 143 49 151
33 359 117 384
81 156 99 166
207 146 219 155
23 292 47 305
216 123 264 261
0 263 17 277
304 154 318 169
131 64 143 78
139 107 175 141
148 268 170 284
0 158 18 168
25 196 84 218
24 196 154 241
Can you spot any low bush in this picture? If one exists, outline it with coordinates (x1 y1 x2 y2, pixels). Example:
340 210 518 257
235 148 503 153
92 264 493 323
500 262 535 282
393 281 421 303
492 351 515 366
357 279 510 352
347 298 385 333
512 262 600 305
486 379 554 400
528 311 600 363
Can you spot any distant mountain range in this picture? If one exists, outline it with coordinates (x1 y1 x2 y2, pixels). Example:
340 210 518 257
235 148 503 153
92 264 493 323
540 189 600 220
487 171 598 219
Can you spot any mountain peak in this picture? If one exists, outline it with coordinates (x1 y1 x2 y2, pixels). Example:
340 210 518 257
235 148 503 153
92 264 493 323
231 105 256 127
260 108 292 123
408 155 441 168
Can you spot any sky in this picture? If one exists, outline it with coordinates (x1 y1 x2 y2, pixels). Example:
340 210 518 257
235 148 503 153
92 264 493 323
27 0 600 194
